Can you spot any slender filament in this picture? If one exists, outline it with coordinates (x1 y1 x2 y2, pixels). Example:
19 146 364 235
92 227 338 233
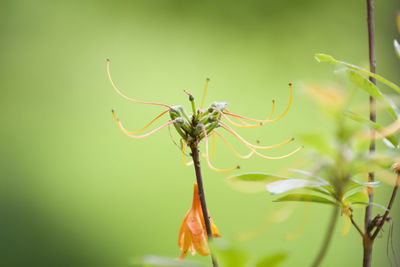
224 99 275 127
214 130 254 159
181 141 194 166
202 128 239 172
224 83 292 123
201 131 216 159
218 121 295 150
112 111 176 138
121 110 169 134
220 123 302 160
107 59 171 108
213 108 262 128
200 78 210 111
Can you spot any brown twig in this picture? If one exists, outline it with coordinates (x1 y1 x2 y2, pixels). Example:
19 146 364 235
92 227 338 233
365 0 377 233
190 145 218 267
350 213 364 237
363 0 376 266
371 173 400 240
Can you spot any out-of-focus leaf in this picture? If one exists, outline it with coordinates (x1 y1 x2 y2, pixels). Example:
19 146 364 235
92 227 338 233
255 253 288 267
131 255 205 267
343 191 368 203
227 173 288 193
314 53 400 93
266 179 328 195
344 111 398 148
211 239 249 267
297 133 334 156
351 179 381 187
343 179 381 199
273 194 336 205
395 40 400 59
344 69 398 119
350 202 389 211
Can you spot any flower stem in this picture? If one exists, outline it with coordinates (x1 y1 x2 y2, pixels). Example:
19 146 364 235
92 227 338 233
364 0 376 266
311 204 339 267
190 144 219 267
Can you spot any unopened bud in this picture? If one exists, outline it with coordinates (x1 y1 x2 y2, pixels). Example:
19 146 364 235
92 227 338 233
392 162 400 174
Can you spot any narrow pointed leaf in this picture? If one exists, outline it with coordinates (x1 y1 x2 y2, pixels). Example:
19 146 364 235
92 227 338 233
315 53 400 93
266 179 329 195
350 202 389 211
344 110 398 148
273 194 336 205
343 191 369 203
228 173 288 193
395 39 400 59
344 69 398 119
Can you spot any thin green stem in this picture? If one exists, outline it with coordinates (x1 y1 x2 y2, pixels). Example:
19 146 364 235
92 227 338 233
311 205 340 267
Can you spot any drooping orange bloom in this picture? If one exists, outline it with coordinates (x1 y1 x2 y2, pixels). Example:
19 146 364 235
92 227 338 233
178 183 221 260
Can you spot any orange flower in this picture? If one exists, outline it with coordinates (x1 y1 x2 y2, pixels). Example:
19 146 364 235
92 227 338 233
178 183 221 260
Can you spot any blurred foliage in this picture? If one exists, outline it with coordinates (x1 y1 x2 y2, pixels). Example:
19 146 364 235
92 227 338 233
1 0 400 267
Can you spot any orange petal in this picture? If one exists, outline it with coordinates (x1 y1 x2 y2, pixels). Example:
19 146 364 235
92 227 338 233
210 217 221 238
187 210 210 256
178 224 193 260
178 210 190 249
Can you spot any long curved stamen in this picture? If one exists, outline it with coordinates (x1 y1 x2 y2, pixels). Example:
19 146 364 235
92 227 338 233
212 108 262 128
224 83 292 123
201 131 216 159
224 99 275 127
107 59 171 108
181 141 193 166
210 131 216 158
214 130 254 159
200 78 210 111
218 121 295 150
220 123 302 160
122 110 169 134
112 111 176 138
202 128 239 172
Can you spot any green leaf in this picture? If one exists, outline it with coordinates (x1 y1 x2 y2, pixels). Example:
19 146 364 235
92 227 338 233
315 53 400 93
227 173 288 193
395 39 400 59
343 179 381 199
298 133 334 156
350 202 389 211
343 191 369 203
344 110 398 148
266 179 329 195
344 69 398 119
273 194 336 205
131 255 205 267
351 179 381 188
211 239 249 267
255 253 288 267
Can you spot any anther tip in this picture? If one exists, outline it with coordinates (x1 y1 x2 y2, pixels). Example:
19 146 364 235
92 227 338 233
272 99 275 103
288 82 293 86
111 109 115 113
106 58 110 62
237 165 241 169
291 137 295 141
259 122 263 126
206 78 210 81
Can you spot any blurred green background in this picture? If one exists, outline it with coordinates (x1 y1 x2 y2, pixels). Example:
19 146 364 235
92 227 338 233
1 0 400 266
